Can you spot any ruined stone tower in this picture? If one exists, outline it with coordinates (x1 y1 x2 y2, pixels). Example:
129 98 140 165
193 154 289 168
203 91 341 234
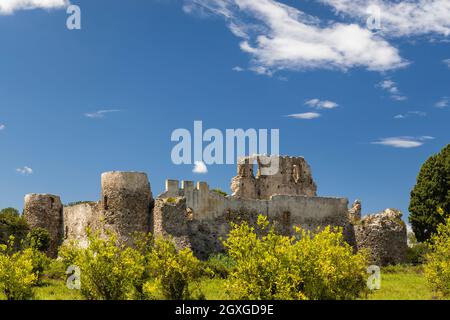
231 155 317 199
23 194 63 257
100 171 154 244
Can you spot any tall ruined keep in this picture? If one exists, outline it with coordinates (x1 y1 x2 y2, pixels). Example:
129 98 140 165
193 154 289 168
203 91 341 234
231 156 317 199
22 155 407 265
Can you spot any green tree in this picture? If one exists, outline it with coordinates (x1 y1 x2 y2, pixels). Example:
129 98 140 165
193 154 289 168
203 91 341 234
409 144 450 242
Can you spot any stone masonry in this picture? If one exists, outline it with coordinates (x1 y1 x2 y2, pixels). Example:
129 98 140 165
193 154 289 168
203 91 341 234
22 155 408 264
23 194 63 257
354 208 408 265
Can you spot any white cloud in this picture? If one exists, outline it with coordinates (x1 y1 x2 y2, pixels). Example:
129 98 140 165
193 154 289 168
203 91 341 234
435 97 449 108
394 111 426 119
193 161 208 174
377 79 407 101
443 58 450 68
372 136 434 148
286 112 321 120
16 166 33 175
232 66 245 72
84 109 121 119
185 0 406 73
305 98 339 109
318 0 450 38
0 124 5 130
0 0 69 14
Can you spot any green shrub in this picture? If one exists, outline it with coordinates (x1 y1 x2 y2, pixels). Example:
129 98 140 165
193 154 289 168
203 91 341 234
224 215 369 300
59 230 145 300
407 243 429 266
424 211 450 298
146 237 203 300
204 253 236 279
0 208 29 247
26 228 51 252
44 259 67 280
166 197 177 203
212 189 228 197
0 238 37 300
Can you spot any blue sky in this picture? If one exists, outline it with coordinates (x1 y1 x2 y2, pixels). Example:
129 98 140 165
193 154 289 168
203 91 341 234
0 0 449 223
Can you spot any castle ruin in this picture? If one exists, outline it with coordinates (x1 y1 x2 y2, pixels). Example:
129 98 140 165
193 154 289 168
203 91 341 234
22 155 408 264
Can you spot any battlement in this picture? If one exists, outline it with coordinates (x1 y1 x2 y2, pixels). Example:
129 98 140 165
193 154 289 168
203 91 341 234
164 179 211 196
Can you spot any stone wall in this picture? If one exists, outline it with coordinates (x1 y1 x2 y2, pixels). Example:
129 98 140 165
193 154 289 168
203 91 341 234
63 202 100 248
20 156 408 264
231 156 317 200
23 194 63 257
157 179 352 258
354 209 408 266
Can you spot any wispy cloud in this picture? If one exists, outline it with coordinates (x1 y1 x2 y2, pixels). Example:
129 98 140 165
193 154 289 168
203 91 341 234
184 0 406 74
318 0 450 38
372 136 434 148
443 58 450 68
0 0 69 14
193 161 208 174
232 66 245 72
305 98 339 109
435 97 449 108
0 124 5 131
84 109 121 119
286 112 321 120
394 111 427 119
377 79 407 101
16 166 33 175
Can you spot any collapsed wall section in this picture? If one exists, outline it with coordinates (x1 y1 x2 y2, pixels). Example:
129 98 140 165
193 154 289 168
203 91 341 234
354 209 408 266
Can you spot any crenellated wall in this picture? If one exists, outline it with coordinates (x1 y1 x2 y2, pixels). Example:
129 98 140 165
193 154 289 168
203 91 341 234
156 178 352 258
20 155 407 264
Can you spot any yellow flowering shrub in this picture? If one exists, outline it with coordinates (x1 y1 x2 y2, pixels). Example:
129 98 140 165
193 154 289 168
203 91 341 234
59 230 145 300
224 215 368 300
146 237 203 300
424 210 450 298
0 238 37 300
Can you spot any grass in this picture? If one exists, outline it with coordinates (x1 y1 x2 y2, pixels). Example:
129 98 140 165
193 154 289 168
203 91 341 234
367 265 435 300
33 278 83 300
29 266 437 300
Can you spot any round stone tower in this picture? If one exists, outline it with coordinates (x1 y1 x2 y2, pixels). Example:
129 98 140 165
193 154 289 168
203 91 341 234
23 194 64 257
101 171 153 244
